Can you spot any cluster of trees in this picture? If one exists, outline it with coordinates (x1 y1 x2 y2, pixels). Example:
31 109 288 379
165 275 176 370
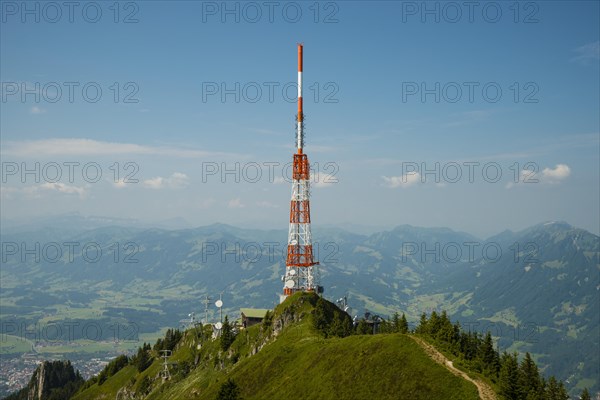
313 297 410 338
313 297 353 338
414 311 591 400
365 312 409 334
96 354 129 385
132 342 153 373
81 328 188 394
80 322 232 396
82 341 153 390
154 328 183 352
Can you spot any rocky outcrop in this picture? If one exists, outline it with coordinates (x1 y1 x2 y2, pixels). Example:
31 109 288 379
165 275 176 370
5 360 83 400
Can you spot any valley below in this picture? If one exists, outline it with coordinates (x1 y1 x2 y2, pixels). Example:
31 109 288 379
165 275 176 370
1 216 598 397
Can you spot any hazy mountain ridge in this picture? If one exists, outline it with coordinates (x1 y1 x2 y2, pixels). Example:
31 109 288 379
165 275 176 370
1 219 598 395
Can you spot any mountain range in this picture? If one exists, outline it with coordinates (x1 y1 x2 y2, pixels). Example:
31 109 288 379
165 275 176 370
0 216 598 396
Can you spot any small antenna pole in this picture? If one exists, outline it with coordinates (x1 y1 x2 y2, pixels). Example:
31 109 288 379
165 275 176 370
160 350 172 380
215 293 224 323
203 295 212 324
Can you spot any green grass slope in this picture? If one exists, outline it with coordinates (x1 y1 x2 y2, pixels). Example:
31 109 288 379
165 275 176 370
74 293 479 400
200 334 479 400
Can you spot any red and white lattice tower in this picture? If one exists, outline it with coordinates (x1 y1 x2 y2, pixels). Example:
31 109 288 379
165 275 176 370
281 44 319 301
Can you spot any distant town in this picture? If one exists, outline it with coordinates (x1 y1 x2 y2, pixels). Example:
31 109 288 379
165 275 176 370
1 351 119 397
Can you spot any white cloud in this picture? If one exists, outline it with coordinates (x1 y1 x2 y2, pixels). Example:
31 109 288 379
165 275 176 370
143 172 189 189
228 198 245 208
167 172 189 188
382 172 420 188
30 106 46 114
112 179 128 189
541 164 571 183
2 183 88 199
0 186 19 199
506 163 571 188
143 177 164 189
571 41 600 65
39 182 87 197
312 172 338 188
1 138 241 159
256 200 279 208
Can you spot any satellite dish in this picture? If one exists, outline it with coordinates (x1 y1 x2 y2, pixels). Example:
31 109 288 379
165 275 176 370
285 280 295 289
215 322 223 330
289 269 297 276
291 239 298 245
215 300 223 308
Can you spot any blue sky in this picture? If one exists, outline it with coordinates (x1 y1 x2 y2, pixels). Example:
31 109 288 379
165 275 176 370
1 1 599 237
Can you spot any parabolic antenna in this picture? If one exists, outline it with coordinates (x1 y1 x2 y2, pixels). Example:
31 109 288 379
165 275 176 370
291 239 298 245
215 322 223 330
215 300 223 308
289 269 297 276
285 280 295 289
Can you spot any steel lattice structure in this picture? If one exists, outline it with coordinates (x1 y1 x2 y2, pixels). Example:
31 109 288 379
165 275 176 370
281 44 319 301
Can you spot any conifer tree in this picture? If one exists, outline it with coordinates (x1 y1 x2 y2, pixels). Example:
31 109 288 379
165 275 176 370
341 314 354 337
220 316 234 352
312 297 329 336
518 352 540 398
429 311 441 336
416 313 428 334
399 313 409 334
356 319 371 335
479 332 497 370
580 388 591 400
499 352 520 400
328 311 344 337
136 343 152 372
545 376 569 400
392 312 400 332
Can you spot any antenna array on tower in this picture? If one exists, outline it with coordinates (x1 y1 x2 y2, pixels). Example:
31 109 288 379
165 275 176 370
281 44 321 303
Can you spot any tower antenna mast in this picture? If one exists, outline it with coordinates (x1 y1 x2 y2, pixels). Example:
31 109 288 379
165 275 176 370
281 44 320 302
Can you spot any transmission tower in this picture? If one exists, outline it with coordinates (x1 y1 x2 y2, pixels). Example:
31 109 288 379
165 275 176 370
281 44 320 302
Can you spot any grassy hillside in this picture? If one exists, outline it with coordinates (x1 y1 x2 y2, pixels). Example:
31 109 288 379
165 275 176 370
3 222 597 395
191 334 479 400
73 293 479 400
